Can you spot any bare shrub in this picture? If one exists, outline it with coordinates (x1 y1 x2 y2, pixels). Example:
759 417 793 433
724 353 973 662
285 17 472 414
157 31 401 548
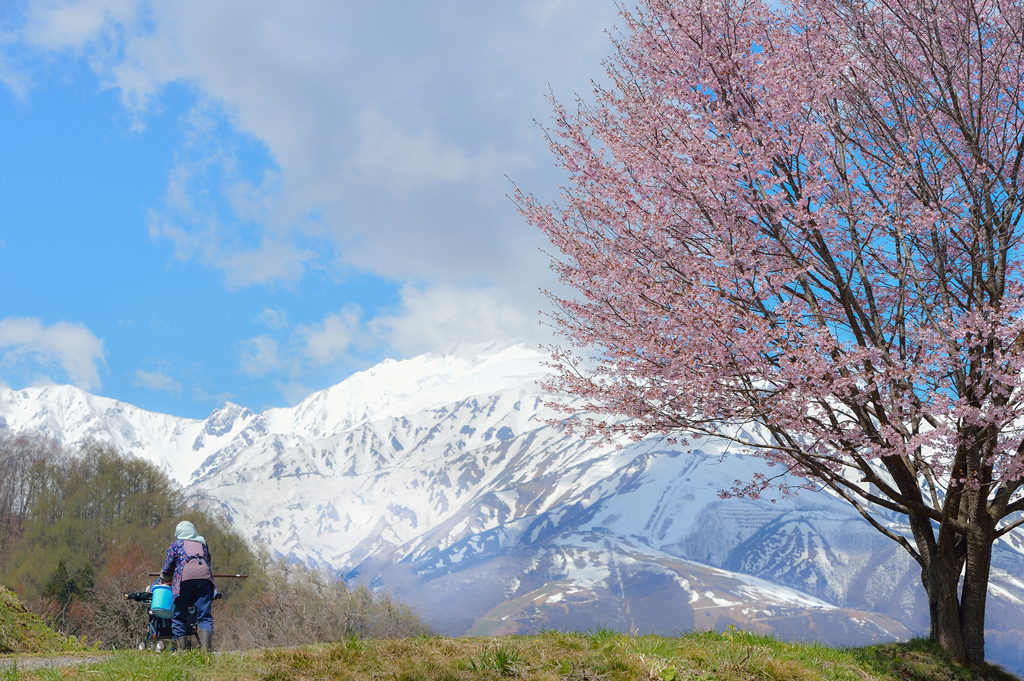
26 544 152 649
217 553 432 650
73 543 153 649
25 596 65 634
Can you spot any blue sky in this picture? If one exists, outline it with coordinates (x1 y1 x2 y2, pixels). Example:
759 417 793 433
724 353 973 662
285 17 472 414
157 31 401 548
0 0 618 418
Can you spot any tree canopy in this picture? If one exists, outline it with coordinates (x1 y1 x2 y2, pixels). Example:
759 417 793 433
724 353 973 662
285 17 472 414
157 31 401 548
0 429 432 649
520 0 1024 668
2 439 254 599
0 432 257 642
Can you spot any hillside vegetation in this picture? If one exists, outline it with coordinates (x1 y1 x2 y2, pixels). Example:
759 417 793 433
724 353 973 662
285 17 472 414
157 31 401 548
0 430 430 650
0 586 83 655
0 432 256 602
2 629 1021 680
0 430 257 647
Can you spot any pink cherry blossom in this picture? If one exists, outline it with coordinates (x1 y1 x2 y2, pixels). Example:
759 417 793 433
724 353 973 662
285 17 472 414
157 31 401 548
518 0 1024 668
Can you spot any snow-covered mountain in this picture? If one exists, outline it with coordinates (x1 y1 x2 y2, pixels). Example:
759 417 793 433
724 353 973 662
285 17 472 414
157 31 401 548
3 344 1024 667
0 344 545 486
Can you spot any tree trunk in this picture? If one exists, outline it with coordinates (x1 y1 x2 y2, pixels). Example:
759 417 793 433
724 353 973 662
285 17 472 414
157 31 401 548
917 522 996 669
921 552 968 666
960 521 995 668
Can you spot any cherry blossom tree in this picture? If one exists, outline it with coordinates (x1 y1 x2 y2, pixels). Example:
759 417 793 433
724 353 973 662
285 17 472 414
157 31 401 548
519 0 1024 667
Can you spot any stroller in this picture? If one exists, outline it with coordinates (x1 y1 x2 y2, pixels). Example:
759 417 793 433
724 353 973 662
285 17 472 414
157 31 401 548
124 582 221 652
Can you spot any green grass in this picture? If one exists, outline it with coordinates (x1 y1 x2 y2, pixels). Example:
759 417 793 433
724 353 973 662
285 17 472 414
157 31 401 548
2 628 1019 681
0 586 85 656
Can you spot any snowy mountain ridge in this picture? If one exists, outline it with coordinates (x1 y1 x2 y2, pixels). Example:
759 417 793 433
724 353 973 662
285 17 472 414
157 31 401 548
3 343 1024 666
0 343 549 485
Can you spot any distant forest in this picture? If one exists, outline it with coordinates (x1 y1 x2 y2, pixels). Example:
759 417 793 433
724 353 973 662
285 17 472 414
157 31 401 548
0 428 430 649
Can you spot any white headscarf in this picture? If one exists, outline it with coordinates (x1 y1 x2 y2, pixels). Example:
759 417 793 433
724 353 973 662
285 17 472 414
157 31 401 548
175 520 207 545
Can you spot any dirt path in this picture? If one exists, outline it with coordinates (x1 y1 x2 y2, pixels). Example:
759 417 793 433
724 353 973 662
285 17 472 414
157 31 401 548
0 654 112 673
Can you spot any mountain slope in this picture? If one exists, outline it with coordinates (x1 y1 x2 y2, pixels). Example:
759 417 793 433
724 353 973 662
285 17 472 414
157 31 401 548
3 344 1024 667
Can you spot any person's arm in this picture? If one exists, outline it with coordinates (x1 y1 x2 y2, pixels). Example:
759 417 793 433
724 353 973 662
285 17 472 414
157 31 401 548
204 543 218 592
160 542 177 584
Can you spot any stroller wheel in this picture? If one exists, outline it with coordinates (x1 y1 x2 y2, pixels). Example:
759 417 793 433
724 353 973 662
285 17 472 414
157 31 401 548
137 640 146 651
155 640 167 652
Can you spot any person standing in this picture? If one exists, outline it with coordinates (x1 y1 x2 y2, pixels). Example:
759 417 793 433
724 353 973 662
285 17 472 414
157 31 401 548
160 520 216 652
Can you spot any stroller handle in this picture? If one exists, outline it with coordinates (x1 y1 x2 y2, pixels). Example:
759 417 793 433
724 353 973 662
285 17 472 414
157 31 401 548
126 591 223 601
123 592 153 601
147 572 248 578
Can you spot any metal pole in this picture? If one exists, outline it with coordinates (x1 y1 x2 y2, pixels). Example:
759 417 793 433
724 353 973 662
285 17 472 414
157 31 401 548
148 572 248 578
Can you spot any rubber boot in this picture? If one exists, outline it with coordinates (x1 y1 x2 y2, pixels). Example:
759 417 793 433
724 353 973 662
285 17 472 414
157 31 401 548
175 636 189 652
199 628 213 653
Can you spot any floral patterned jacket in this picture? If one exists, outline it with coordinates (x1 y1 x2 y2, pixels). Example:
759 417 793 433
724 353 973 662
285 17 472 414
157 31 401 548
160 539 215 599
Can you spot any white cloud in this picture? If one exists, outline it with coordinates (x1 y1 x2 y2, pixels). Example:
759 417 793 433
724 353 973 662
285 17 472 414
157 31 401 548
6 0 616 291
525 0 576 28
276 379 314 407
218 239 316 290
4 0 617 382
147 197 317 291
237 305 363 386
193 386 235 404
0 316 106 390
143 100 319 288
133 368 181 392
238 334 281 377
233 285 555 403
0 50 30 99
22 0 139 52
256 307 288 330
352 109 480 190
297 305 361 366
369 284 545 357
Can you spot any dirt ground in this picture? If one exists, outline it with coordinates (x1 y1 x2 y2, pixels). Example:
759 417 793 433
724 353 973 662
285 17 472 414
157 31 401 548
0 653 112 673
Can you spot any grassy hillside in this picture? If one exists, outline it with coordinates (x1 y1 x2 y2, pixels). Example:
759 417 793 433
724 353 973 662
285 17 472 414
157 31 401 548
0 586 84 655
2 627 1020 680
